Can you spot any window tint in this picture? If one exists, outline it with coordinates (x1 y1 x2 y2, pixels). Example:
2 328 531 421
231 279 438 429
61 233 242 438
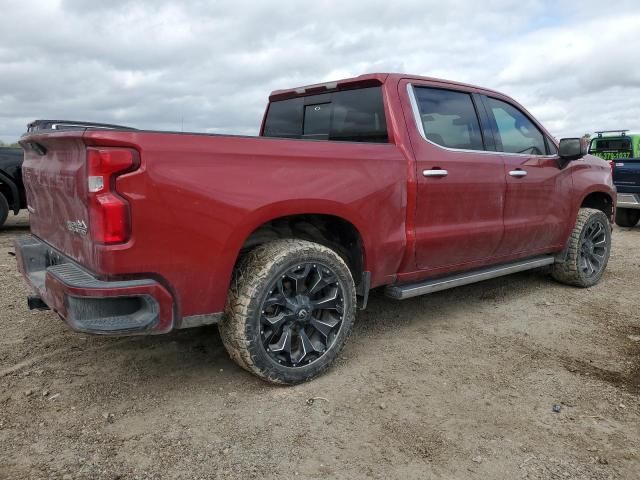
263 86 388 143
328 87 387 142
262 97 303 138
304 103 331 138
486 97 546 155
589 138 631 152
413 87 484 150
547 138 558 155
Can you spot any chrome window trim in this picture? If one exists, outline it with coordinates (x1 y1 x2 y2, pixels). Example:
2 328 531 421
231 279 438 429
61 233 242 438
406 83 556 159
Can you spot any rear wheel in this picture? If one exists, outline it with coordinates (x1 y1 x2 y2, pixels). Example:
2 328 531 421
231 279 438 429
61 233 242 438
219 239 356 384
615 208 640 228
0 193 9 228
552 208 611 287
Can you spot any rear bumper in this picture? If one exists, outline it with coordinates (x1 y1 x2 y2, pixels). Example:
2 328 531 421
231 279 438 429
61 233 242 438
15 235 175 335
617 193 640 210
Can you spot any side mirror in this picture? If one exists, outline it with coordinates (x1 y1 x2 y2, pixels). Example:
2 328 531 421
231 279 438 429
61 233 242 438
558 137 588 162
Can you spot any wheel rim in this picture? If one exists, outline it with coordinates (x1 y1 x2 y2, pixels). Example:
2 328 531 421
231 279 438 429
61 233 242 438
579 219 608 278
259 262 345 368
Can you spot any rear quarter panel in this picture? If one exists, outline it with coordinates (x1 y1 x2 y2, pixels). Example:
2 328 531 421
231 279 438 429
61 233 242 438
85 131 408 319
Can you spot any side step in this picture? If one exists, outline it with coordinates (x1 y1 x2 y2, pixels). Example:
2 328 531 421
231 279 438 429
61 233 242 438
385 256 555 300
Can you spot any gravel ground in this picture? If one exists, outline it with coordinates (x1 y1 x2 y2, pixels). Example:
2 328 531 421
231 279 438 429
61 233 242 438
0 212 639 480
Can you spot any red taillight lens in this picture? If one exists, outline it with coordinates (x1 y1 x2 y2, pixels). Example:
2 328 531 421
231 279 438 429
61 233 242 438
87 148 135 244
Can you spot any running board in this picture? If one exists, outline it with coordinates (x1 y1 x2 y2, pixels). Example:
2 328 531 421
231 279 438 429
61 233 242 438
385 256 556 300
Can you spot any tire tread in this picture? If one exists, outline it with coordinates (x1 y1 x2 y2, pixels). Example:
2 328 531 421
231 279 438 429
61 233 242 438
615 208 640 228
218 239 356 385
0 193 9 227
551 208 611 287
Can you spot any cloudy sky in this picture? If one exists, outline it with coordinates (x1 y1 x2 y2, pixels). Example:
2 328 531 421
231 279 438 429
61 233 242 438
1 0 639 143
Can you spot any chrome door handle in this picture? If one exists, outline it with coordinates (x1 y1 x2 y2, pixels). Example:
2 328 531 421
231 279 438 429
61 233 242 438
509 169 527 177
423 169 448 177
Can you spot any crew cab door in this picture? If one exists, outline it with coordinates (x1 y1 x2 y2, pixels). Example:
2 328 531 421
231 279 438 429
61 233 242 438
480 95 573 256
403 82 506 271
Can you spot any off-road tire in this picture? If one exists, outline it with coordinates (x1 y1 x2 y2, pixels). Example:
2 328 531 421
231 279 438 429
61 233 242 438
0 193 9 228
615 208 640 228
551 208 611 287
219 239 356 385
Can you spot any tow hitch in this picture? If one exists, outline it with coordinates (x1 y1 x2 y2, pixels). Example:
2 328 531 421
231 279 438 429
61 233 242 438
27 295 50 311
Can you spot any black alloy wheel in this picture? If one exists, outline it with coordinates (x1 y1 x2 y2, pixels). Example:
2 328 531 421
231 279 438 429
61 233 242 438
260 262 345 367
579 218 608 278
551 208 611 288
219 239 356 384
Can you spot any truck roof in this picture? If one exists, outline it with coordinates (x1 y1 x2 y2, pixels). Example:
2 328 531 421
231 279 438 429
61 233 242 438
268 72 506 101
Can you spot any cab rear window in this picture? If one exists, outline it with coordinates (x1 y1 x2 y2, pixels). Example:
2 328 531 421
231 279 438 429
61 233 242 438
589 137 633 160
263 87 388 143
590 138 631 151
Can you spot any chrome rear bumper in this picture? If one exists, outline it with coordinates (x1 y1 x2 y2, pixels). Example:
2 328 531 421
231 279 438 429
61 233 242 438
617 193 640 210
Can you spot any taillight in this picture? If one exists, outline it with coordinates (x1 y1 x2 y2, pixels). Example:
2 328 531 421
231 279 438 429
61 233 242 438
87 148 135 244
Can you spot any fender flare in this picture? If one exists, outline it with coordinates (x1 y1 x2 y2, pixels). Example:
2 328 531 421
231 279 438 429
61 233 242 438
576 187 615 218
226 199 371 265
215 200 373 304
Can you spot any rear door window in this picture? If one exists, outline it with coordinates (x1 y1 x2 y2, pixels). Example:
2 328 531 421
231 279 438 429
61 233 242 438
485 97 546 155
263 86 388 143
412 87 484 151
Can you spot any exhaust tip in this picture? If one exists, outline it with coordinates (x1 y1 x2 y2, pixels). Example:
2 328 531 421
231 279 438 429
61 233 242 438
27 295 50 311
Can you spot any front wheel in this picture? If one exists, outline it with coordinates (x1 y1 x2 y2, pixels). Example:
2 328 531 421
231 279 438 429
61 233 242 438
552 208 612 287
615 208 640 228
219 239 356 385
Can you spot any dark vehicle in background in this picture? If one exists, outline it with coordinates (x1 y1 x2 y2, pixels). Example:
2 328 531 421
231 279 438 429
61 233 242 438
0 147 27 227
589 130 640 227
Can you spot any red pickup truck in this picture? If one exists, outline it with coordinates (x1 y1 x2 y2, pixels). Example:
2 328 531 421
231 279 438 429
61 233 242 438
16 73 615 384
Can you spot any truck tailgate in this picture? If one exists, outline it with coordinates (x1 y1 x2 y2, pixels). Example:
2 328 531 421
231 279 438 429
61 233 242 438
21 133 94 266
613 159 640 193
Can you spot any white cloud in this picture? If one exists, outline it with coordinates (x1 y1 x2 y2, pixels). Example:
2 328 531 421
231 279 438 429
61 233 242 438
0 0 638 142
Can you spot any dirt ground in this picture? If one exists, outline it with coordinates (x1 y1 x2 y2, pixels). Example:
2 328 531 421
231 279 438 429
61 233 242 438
0 212 639 480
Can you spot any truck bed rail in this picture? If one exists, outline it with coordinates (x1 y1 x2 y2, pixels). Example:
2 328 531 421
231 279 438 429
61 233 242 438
26 119 137 133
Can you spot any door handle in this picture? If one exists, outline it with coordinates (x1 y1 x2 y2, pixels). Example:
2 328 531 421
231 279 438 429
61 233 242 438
509 169 527 177
423 169 448 177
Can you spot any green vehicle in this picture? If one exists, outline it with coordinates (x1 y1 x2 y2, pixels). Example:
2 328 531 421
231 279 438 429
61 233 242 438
588 130 640 161
589 130 640 227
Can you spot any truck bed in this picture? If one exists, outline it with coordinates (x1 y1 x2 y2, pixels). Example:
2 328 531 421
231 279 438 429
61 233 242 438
20 127 408 325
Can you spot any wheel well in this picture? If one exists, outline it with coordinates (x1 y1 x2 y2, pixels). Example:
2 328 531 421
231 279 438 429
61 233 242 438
238 214 365 285
581 192 613 218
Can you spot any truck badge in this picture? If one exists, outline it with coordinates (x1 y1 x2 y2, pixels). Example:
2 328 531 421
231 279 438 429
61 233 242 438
67 220 88 236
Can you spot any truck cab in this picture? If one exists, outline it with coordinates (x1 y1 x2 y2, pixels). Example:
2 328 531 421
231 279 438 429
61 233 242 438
589 130 640 227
